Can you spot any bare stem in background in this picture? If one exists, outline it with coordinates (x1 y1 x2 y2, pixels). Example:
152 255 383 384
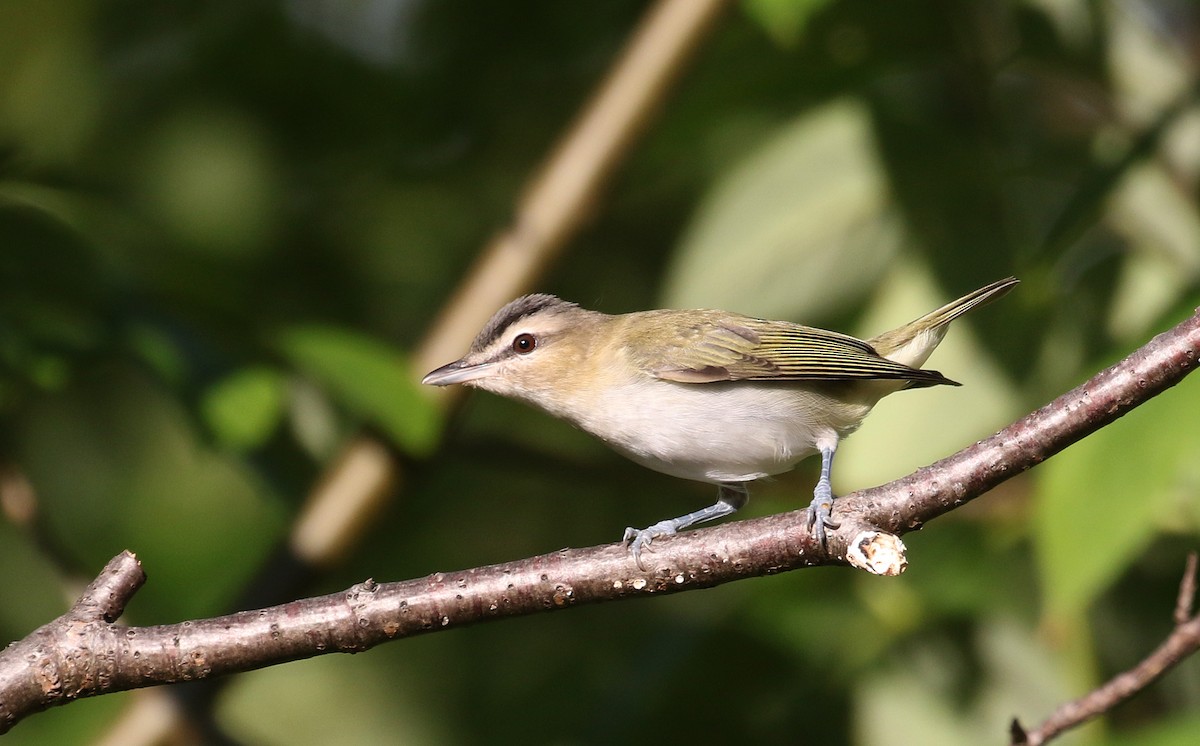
413 0 731 377
1010 553 1200 746
293 0 732 574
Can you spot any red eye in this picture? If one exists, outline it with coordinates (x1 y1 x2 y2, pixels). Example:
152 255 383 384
512 333 536 354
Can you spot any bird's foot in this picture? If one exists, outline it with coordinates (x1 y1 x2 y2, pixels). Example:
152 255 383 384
622 521 677 570
805 483 840 550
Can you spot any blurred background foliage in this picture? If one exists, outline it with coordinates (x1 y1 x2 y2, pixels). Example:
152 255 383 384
2 0 1200 744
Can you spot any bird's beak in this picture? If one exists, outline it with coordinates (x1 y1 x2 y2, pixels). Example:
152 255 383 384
421 359 497 386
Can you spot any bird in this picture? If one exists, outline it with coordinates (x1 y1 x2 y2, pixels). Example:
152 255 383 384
423 277 1018 566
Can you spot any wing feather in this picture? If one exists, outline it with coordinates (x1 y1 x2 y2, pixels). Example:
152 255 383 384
633 312 955 387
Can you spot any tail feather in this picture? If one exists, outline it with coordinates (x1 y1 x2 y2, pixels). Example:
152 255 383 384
869 277 1019 365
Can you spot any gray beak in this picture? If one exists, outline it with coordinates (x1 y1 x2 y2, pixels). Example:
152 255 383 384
421 359 497 386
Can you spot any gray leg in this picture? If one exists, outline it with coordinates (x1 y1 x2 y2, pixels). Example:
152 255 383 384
623 483 748 569
806 445 840 548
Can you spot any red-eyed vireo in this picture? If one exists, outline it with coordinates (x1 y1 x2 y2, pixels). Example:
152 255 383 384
423 277 1018 565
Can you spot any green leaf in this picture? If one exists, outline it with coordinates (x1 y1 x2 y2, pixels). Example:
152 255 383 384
201 366 287 450
277 325 440 456
742 0 834 47
1107 162 1200 340
1110 713 1200 746
854 619 1082 746
17 366 291 621
662 99 900 321
1034 372 1200 619
126 322 188 386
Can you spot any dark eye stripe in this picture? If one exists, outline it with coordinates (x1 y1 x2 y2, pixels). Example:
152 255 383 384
471 294 575 354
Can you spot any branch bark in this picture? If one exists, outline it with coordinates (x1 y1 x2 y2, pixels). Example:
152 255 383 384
2 309 1198 734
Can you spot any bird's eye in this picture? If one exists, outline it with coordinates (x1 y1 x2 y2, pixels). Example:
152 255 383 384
512 333 537 354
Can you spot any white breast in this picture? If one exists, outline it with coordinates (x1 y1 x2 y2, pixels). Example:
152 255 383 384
568 379 874 484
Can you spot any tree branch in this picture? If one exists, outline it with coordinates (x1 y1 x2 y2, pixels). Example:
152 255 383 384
0 552 145 731
1010 553 1200 746
2 309 1198 734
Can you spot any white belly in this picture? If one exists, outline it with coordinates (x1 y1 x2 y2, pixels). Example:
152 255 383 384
568 380 874 484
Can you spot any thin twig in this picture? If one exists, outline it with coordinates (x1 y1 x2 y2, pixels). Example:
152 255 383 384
1011 552 1200 746
2 309 1197 735
1175 551 1198 626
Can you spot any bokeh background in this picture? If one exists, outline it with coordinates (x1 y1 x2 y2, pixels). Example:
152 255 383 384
3 1 1200 744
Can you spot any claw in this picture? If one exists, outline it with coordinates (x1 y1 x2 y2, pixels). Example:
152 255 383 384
622 521 677 570
620 486 747 569
806 496 839 550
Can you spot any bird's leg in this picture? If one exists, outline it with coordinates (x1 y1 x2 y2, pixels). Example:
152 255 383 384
623 483 748 569
806 444 841 548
